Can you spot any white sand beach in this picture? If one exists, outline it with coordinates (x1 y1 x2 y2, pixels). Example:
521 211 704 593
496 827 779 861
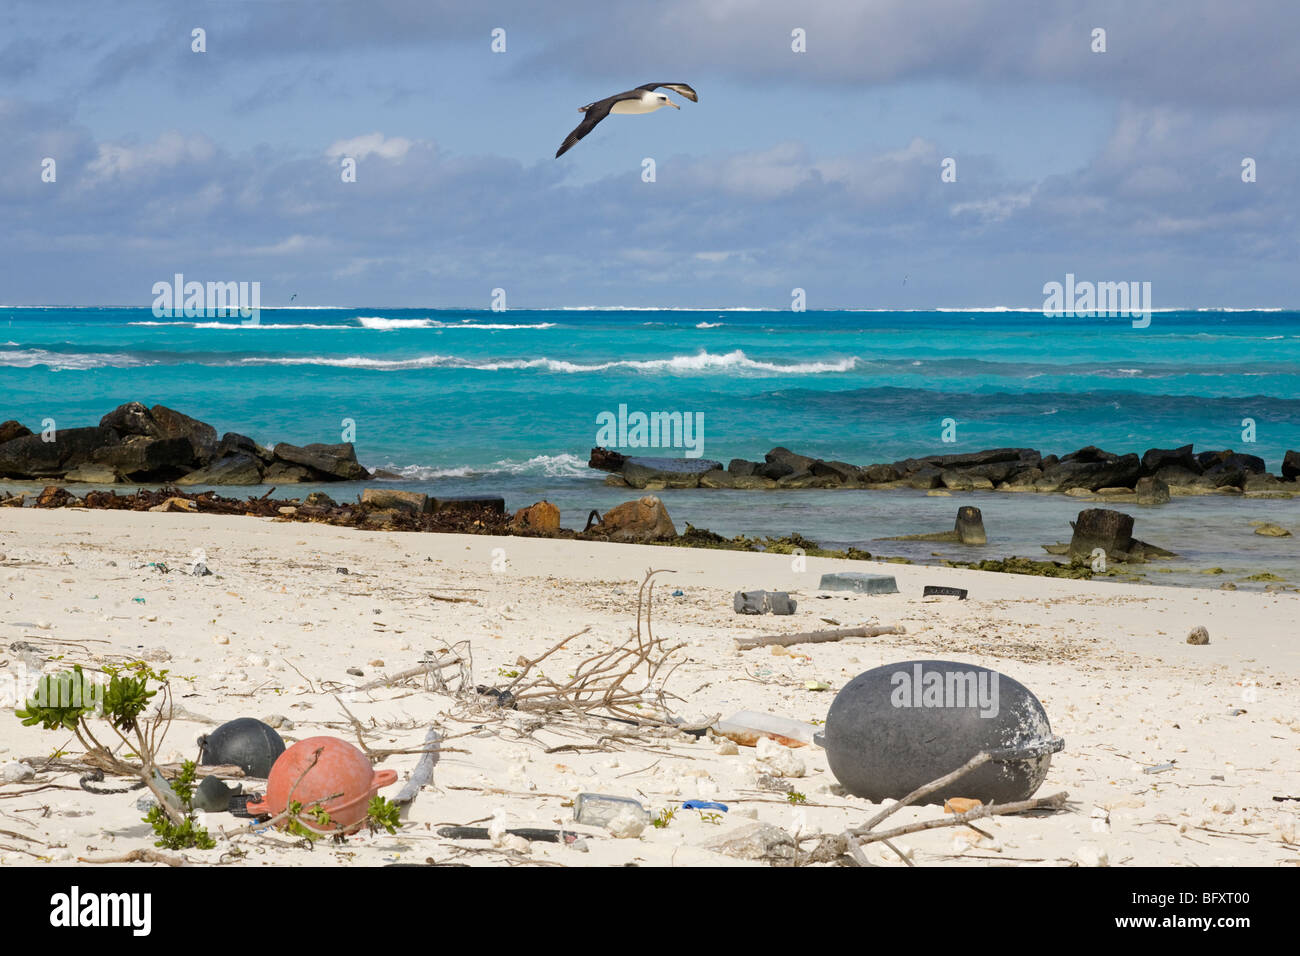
1 507 1297 867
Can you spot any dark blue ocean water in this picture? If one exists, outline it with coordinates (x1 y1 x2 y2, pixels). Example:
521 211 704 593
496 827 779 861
3 307 1297 586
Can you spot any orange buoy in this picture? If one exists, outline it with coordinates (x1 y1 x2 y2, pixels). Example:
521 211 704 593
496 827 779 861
246 736 397 833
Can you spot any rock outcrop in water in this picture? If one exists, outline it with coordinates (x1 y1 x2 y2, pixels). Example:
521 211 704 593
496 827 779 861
0 403 371 485
589 442 1299 499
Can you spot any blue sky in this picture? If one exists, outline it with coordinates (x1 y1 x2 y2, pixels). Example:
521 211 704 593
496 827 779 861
2 0 1298 307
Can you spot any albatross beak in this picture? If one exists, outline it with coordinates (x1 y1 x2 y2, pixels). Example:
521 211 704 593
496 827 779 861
667 100 680 109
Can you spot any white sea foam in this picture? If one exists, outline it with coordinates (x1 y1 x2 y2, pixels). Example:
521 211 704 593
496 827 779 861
390 453 590 480
129 320 343 329
356 316 556 330
695 321 724 328
0 348 150 370
356 317 436 329
241 349 858 374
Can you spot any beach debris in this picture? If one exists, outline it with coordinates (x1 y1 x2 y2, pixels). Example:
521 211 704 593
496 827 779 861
715 738 739 755
0 761 35 784
754 737 806 778
510 500 561 533
213 635 229 645
574 792 651 829
734 623 903 651
1186 626 1210 646
682 800 728 812
733 589 796 615
1253 522 1291 537
700 822 800 863
607 811 648 839
584 495 676 542
714 711 818 748
246 736 398 834
474 685 517 709
188 548 211 576
436 826 581 844
335 567 349 574
818 571 898 595
824 661 1064 804
393 727 442 808
198 718 286 779
346 667 364 677
260 714 294 730
804 680 831 692
1142 762 1175 774
192 775 239 812
943 797 982 815
755 773 795 794
922 585 968 600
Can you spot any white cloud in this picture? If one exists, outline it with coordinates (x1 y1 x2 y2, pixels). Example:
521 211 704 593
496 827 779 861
324 132 414 162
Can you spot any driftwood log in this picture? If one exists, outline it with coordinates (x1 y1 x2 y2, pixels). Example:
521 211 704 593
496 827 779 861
735 624 904 651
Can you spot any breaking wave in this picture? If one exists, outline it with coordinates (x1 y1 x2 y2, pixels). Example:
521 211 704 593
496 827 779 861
389 453 590 480
355 316 556 330
241 349 859 374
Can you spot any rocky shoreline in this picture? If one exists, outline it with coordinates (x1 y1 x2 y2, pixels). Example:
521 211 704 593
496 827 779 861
0 403 384 486
589 443 1300 500
3 402 1297 507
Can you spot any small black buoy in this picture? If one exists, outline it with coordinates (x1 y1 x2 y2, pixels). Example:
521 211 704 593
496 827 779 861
192 775 238 812
823 660 1063 804
197 718 286 779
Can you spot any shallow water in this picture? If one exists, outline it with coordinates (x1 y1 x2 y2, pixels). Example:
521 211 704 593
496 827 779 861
3 306 1296 590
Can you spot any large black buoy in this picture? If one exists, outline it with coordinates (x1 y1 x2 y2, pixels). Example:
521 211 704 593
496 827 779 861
823 660 1063 804
197 718 285 779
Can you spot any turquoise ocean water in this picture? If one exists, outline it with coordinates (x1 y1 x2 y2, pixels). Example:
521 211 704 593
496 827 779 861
2 307 1297 587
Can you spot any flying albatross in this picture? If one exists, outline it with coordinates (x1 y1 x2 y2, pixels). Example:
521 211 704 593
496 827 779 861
555 83 698 158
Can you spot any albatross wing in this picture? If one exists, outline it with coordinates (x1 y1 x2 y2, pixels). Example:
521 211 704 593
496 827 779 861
637 82 698 102
556 97 618 157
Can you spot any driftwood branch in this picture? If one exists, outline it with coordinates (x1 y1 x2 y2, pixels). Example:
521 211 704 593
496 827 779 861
353 659 464 693
735 624 905 651
842 748 1069 863
853 792 1069 846
395 726 442 808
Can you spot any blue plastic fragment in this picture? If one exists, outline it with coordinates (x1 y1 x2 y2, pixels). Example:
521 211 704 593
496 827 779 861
682 800 728 811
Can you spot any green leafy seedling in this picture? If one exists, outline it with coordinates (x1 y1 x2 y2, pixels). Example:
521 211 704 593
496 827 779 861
367 796 401 835
651 807 675 829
